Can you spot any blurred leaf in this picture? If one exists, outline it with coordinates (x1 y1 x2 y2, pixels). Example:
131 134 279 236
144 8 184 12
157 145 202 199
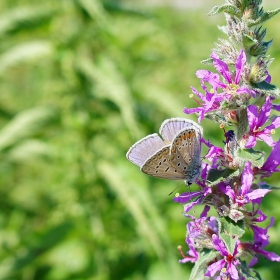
8 139 54 162
0 106 57 151
12 222 73 271
0 41 53 75
0 6 54 36
77 56 140 138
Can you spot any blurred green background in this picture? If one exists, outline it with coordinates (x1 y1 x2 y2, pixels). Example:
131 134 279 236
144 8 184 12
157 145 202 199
0 0 280 279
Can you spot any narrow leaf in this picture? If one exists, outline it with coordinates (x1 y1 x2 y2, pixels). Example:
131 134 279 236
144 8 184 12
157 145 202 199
219 217 245 254
248 9 280 27
208 5 240 16
207 168 240 186
189 249 219 280
237 148 265 168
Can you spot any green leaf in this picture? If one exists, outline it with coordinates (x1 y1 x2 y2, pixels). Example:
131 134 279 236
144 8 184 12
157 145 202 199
220 217 245 237
239 260 263 279
0 41 53 75
251 81 280 98
243 33 257 48
237 148 265 168
0 6 55 36
208 5 240 16
207 168 240 187
248 9 280 27
258 183 280 190
189 249 219 280
219 217 245 255
0 106 57 152
201 57 213 66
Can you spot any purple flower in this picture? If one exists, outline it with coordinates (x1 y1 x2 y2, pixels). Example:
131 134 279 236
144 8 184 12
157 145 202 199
246 97 280 148
210 49 250 95
204 145 235 169
252 214 274 248
255 139 280 177
239 241 280 267
205 234 240 279
178 238 199 263
183 86 224 122
184 49 250 122
221 162 270 207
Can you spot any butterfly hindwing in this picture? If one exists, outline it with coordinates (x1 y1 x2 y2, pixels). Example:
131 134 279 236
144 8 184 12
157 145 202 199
170 128 202 183
141 146 186 180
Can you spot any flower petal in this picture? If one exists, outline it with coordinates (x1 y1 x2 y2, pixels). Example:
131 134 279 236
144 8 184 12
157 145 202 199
196 69 226 89
205 259 226 277
228 262 239 280
245 135 256 148
257 97 271 127
173 191 202 203
247 105 259 130
246 189 270 201
211 52 232 84
212 234 228 256
241 161 253 196
235 49 246 84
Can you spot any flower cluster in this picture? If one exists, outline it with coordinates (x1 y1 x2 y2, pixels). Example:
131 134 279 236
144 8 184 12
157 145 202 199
174 1 280 279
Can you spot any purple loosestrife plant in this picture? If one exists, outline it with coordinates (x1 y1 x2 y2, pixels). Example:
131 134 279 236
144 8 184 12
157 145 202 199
175 1 280 279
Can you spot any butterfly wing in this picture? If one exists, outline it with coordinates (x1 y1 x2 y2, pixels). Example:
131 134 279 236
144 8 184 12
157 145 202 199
170 127 202 184
141 146 186 180
160 118 203 143
126 133 166 167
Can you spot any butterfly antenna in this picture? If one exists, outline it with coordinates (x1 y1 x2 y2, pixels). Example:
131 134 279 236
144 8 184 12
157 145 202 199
168 182 184 196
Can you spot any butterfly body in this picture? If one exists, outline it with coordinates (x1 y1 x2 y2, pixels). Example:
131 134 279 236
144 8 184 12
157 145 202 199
126 118 203 185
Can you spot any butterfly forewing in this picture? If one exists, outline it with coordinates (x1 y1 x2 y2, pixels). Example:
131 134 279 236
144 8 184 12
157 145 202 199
141 146 186 180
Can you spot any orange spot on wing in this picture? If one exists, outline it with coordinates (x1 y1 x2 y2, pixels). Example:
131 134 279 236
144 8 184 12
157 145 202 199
187 131 195 139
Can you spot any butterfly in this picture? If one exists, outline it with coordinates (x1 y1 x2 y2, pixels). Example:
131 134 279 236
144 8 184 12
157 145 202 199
126 118 203 185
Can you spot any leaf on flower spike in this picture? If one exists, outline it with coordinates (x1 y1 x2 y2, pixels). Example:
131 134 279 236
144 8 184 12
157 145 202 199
201 57 213 66
189 249 219 280
251 81 280 98
208 5 240 16
237 148 265 168
219 217 245 255
258 183 280 190
243 33 257 48
248 9 280 27
207 168 240 187
239 260 263 280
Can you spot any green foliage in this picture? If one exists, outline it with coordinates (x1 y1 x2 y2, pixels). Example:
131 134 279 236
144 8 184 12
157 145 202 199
189 249 219 280
0 0 279 279
237 148 265 168
207 168 240 186
218 217 245 255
